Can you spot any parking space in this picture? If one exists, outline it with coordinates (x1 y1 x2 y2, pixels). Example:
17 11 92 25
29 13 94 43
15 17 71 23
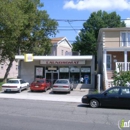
1 88 90 96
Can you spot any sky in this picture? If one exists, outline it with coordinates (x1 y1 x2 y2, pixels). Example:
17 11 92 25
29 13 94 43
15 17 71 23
40 0 130 43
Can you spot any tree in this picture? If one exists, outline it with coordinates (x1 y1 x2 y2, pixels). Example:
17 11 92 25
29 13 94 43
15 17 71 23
72 10 126 55
0 0 58 81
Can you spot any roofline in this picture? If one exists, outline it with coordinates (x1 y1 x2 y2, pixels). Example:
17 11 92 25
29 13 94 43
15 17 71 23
97 27 130 42
15 55 93 60
57 37 73 48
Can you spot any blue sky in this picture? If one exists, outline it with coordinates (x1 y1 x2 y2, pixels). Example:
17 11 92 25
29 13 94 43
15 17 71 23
40 0 130 43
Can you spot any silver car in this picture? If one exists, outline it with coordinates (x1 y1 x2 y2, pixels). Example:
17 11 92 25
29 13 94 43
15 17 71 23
52 79 73 93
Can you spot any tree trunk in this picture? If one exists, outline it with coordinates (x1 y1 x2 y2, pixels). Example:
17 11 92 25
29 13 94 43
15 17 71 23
2 58 14 82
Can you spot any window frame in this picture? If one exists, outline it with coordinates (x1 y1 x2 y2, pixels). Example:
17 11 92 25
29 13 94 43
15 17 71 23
120 31 130 47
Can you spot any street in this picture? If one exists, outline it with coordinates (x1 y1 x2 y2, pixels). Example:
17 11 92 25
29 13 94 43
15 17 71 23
0 98 129 130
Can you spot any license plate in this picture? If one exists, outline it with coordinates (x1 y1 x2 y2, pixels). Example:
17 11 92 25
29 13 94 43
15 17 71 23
35 86 39 87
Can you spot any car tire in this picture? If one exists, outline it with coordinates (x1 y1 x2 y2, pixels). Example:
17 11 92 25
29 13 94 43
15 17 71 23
31 90 34 92
90 99 99 108
18 88 21 93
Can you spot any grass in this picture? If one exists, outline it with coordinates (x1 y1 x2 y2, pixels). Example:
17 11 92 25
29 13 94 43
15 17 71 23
0 81 4 91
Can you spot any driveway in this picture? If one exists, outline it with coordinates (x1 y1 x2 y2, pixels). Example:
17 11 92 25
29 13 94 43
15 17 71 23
0 88 93 103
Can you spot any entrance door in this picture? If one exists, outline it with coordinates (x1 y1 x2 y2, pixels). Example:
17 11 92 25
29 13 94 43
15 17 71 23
107 54 112 70
46 72 59 87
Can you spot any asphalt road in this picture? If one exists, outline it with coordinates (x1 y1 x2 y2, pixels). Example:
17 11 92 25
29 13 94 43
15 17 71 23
0 98 129 130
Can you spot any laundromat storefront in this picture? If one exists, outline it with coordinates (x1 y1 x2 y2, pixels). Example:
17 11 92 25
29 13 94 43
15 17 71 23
15 55 95 89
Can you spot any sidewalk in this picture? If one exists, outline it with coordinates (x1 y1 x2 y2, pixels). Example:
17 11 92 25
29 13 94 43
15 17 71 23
0 89 94 103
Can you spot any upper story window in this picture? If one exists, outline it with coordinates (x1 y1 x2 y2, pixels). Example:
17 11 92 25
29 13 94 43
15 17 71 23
120 32 130 47
61 50 63 55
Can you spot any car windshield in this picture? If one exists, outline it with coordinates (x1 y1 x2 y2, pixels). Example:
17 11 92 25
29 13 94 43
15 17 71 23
7 80 19 84
34 80 44 83
55 80 68 84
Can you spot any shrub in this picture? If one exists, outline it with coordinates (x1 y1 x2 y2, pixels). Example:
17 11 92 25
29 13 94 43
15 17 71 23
113 71 130 87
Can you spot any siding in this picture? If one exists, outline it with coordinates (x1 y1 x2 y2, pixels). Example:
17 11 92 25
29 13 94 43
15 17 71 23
105 31 120 47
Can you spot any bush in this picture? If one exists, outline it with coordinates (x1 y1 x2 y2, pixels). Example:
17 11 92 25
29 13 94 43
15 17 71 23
113 71 130 86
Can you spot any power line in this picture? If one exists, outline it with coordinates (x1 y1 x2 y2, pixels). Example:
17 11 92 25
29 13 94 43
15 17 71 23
54 19 130 22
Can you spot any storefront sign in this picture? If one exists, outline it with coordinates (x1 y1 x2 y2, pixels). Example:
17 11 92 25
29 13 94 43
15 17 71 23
48 67 57 70
81 68 91 72
40 60 85 65
70 67 80 72
24 54 33 62
60 68 69 72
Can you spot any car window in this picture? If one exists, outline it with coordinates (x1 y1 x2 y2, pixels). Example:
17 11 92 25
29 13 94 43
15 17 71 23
20 80 26 84
34 80 44 83
55 80 68 84
121 88 130 95
107 88 120 95
7 80 19 84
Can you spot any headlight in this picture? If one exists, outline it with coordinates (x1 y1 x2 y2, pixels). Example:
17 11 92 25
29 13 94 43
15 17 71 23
83 95 87 99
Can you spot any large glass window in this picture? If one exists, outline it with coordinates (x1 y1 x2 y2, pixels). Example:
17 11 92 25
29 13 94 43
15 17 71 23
59 67 69 79
70 66 80 84
35 66 44 78
80 67 91 84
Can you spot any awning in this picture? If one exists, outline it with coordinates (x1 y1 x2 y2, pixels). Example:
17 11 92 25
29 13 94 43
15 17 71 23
15 55 93 60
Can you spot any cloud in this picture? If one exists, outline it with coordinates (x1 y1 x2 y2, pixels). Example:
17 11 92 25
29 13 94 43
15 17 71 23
63 0 130 11
124 18 130 27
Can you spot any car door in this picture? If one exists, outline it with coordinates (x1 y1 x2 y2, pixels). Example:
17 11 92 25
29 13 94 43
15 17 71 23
20 80 27 89
101 87 120 107
118 88 130 108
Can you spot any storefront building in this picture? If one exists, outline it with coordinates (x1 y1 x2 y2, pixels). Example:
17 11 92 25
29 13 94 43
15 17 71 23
15 55 95 89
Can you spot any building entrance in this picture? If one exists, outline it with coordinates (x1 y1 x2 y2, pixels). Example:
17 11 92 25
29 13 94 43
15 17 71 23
46 72 59 87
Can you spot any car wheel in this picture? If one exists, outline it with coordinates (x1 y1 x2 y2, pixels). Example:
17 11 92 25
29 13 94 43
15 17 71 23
31 90 34 92
90 99 99 108
18 88 21 93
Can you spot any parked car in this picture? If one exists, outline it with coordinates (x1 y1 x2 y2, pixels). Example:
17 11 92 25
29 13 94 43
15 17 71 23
30 78 51 92
2 79 29 93
52 79 73 93
82 86 130 108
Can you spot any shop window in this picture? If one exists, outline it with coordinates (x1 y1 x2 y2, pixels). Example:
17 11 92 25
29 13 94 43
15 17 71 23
59 67 69 79
70 66 80 84
80 67 91 84
35 66 44 79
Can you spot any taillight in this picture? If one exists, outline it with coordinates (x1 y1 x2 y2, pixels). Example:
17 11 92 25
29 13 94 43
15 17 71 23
63 86 69 88
53 86 58 88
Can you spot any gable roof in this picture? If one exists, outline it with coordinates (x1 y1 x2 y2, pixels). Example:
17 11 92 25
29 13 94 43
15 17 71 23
51 37 72 48
51 37 64 44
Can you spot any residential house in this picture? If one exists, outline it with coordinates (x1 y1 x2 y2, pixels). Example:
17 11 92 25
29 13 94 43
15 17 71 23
97 27 130 90
50 37 72 56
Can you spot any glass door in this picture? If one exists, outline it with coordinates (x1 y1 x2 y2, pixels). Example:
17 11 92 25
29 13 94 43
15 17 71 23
46 72 59 87
107 54 112 70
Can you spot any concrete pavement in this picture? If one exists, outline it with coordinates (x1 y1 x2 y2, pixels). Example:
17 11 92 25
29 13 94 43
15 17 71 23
0 88 95 103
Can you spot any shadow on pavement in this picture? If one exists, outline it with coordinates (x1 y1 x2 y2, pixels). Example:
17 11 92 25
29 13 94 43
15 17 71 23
49 91 69 95
77 104 89 108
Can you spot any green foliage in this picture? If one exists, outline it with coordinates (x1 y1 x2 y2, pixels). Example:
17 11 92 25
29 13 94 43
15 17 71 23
72 10 126 55
0 0 58 80
113 71 130 86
